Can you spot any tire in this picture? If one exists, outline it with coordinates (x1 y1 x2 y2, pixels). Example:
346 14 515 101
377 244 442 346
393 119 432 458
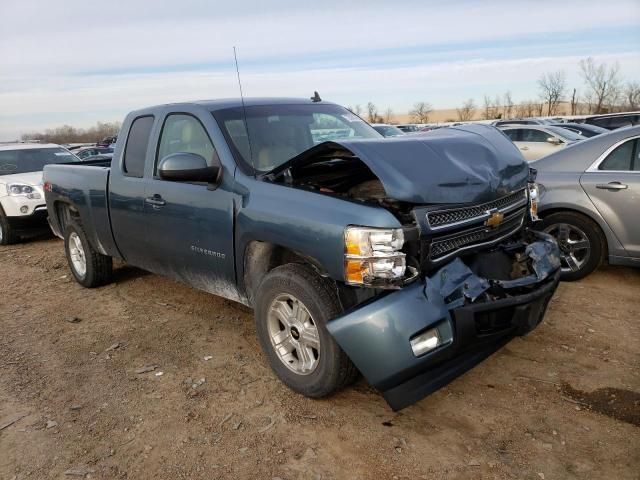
254 263 359 398
0 212 18 245
64 223 113 288
539 211 605 281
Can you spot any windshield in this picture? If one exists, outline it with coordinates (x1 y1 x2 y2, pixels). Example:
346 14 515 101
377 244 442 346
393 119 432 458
547 126 584 141
0 147 79 176
373 125 405 137
213 104 381 172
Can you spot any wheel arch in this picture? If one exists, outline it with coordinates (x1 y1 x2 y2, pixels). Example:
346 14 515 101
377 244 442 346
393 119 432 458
242 240 332 306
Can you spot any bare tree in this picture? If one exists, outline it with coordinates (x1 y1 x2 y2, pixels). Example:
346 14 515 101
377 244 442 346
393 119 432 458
494 95 503 119
537 70 566 116
366 102 381 123
569 88 579 116
503 91 513 119
21 121 121 144
515 100 536 118
579 57 621 114
456 99 476 122
384 107 394 124
409 101 433 124
481 95 501 120
624 81 640 110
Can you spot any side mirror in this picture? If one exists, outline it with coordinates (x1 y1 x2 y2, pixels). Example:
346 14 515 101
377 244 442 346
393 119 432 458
547 137 562 145
158 152 222 184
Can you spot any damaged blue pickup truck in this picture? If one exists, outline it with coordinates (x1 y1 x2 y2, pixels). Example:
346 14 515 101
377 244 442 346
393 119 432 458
43 98 560 410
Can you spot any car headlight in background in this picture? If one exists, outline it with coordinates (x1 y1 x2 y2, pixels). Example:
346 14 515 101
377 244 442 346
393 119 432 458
6 183 42 199
527 182 539 221
344 226 406 286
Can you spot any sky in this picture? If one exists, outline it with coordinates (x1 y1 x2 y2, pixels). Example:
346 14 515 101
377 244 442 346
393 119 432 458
0 0 639 140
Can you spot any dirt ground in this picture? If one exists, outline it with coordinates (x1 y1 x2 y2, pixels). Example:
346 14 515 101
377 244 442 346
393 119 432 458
1 237 638 480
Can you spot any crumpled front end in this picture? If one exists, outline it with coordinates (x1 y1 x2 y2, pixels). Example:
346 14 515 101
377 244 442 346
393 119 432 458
327 230 561 411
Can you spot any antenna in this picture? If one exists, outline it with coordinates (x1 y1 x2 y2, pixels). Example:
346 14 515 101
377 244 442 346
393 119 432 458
233 46 254 171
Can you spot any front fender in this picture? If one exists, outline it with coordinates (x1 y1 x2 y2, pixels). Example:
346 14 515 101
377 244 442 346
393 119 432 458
234 176 402 290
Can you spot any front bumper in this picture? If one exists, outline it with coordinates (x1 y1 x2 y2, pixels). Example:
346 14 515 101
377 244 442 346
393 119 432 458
6 206 49 234
327 233 561 411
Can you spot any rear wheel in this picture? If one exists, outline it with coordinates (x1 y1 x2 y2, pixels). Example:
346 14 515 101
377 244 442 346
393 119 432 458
64 223 113 287
0 212 18 245
254 264 358 398
540 211 605 281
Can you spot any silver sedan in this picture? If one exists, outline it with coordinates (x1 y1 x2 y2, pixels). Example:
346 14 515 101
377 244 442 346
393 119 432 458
534 125 639 280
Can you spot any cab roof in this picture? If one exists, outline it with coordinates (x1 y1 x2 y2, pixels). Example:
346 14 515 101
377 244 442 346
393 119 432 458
0 143 62 151
131 97 337 115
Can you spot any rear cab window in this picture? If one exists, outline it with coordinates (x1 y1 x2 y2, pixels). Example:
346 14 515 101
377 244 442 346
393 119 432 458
123 116 154 177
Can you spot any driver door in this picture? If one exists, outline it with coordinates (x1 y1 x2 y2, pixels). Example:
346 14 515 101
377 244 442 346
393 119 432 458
142 111 239 300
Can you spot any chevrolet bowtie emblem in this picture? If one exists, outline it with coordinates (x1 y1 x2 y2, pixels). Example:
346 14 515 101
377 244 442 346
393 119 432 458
485 211 504 228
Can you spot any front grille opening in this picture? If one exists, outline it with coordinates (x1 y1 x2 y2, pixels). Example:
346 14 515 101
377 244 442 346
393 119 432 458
475 307 514 335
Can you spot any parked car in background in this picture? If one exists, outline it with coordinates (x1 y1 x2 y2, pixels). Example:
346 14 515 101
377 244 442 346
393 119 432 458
493 119 553 127
0 143 78 244
97 135 118 148
396 124 422 133
75 146 114 159
499 125 584 161
43 98 560 411
549 123 608 138
371 124 406 137
534 125 640 280
579 112 640 130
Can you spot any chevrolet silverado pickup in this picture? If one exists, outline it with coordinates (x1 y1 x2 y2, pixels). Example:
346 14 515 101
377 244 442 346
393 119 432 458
43 98 561 410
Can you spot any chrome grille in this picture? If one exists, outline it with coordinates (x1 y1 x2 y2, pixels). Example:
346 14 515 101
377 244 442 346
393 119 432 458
427 189 527 230
429 208 526 260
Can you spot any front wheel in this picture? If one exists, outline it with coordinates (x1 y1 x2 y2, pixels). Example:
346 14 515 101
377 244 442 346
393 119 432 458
0 212 18 245
254 264 358 398
64 223 113 287
540 211 605 281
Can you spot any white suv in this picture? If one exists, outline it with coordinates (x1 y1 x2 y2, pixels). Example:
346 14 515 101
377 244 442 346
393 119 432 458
0 143 78 244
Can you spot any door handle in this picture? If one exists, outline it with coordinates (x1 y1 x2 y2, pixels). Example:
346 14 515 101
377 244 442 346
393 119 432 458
145 195 166 207
596 182 628 191
519 146 529 151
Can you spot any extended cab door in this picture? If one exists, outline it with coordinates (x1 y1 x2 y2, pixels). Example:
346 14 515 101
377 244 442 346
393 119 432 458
580 136 640 258
142 110 239 300
109 114 156 269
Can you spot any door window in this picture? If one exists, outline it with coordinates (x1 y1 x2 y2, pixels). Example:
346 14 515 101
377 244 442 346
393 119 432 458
156 114 218 174
521 129 552 142
503 129 522 141
123 116 154 177
599 139 637 171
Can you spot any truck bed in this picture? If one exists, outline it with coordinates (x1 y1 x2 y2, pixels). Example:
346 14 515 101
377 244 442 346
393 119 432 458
43 163 120 258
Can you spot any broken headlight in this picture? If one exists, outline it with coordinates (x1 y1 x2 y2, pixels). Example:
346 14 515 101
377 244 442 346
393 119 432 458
528 182 539 221
344 226 406 286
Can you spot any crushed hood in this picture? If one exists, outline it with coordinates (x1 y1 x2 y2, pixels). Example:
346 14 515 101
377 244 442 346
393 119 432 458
273 124 530 204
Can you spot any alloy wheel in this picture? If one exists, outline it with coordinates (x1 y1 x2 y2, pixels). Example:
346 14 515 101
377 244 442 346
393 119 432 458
68 232 87 278
543 222 591 274
267 294 320 375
